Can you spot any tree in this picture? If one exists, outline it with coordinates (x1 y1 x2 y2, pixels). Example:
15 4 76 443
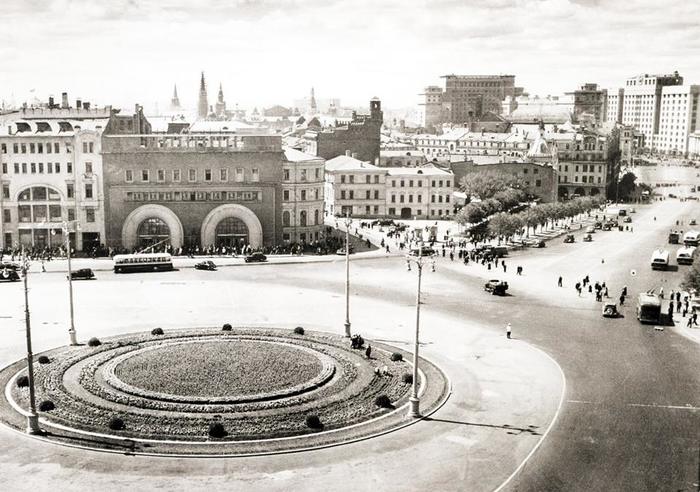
617 171 637 200
682 263 700 294
459 172 527 201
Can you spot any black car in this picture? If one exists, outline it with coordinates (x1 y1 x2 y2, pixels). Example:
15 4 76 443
244 252 268 263
0 263 20 282
195 260 217 271
484 279 509 296
336 246 355 255
409 246 436 257
70 268 95 280
564 234 575 243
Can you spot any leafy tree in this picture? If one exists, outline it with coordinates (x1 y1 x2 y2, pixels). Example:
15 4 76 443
682 263 700 294
459 172 527 201
617 171 637 200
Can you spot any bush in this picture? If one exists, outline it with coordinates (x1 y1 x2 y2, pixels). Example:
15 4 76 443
108 416 125 431
374 395 392 409
88 337 101 347
222 323 232 331
390 352 403 362
305 414 323 429
294 326 305 335
37 355 51 364
208 422 227 438
151 327 164 336
16 375 29 388
39 400 55 412
402 373 413 385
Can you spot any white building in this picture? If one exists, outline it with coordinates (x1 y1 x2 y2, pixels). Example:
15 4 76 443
655 85 700 155
689 132 700 159
281 147 325 243
0 106 110 251
385 165 454 219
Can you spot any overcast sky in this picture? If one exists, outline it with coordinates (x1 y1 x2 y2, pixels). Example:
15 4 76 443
2 0 699 113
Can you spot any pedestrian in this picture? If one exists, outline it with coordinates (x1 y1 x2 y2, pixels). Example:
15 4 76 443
588 284 593 293
604 286 609 297
502 262 506 273
693 312 698 326
668 301 674 320
687 315 693 328
506 322 512 339
676 291 681 303
558 276 563 287
365 344 372 359
619 294 625 306
622 285 628 297
450 251 454 261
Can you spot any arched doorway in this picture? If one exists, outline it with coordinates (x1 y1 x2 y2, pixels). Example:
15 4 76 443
590 187 600 196
121 204 184 250
574 187 586 196
137 217 171 249
215 217 249 247
200 204 263 248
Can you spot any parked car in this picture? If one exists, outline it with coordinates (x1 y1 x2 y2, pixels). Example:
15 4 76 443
409 246 436 257
70 268 95 280
531 240 546 248
195 260 217 271
336 246 355 255
691 219 697 226
585 226 595 234
623 216 632 223
583 234 593 242
669 231 680 244
244 252 268 263
564 234 575 243
602 302 619 318
0 263 20 282
484 279 509 296
603 223 612 231
594 221 603 230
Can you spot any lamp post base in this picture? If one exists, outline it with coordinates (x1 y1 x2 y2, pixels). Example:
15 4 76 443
344 321 351 338
408 396 421 418
68 329 78 346
26 414 41 434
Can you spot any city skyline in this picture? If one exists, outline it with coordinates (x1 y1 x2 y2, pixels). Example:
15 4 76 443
2 0 700 112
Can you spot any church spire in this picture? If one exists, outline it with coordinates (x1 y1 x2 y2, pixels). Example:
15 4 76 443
170 84 180 109
215 82 226 117
198 72 208 119
310 87 317 113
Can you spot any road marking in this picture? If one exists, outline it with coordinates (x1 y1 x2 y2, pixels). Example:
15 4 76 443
627 403 700 411
567 399 595 404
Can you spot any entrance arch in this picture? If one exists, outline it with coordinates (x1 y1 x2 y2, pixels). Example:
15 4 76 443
201 204 263 248
122 205 184 250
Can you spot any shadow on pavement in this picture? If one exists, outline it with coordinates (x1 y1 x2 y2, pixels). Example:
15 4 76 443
423 417 541 436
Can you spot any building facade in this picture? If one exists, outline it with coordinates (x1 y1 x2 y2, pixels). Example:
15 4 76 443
655 84 699 155
281 147 325 243
0 104 109 252
385 166 454 219
568 83 607 125
378 150 427 167
324 153 386 218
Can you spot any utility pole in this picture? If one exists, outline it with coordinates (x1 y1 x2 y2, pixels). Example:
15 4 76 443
64 221 78 345
344 212 352 337
21 250 41 434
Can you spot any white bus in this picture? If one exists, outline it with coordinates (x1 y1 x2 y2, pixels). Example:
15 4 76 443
683 230 700 246
676 246 697 265
113 253 174 273
650 249 670 270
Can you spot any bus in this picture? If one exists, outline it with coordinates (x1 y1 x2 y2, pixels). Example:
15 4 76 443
650 249 670 270
636 293 661 324
676 246 697 265
683 230 700 246
113 253 174 273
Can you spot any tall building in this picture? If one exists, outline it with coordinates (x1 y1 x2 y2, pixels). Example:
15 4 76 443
655 84 700 155
197 72 208 119
170 84 180 110
309 87 317 114
606 88 624 124
567 83 607 125
421 75 524 126
215 83 226 118
619 71 683 149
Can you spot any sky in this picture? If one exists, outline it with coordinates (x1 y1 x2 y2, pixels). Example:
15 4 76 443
1 0 699 113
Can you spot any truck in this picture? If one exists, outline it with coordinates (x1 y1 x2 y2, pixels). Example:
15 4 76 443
650 249 670 270
683 230 700 246
676 246 697 265
637 293 662 324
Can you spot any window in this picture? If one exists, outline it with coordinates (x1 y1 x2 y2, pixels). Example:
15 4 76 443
418 180 422 187
38 163 44 173
67 184 74 198
315 168 320 180
409 180 413 187
314 209 319 225
235 168 244 182
301 190 307 201
391 194 396 203
374 190 379 199
220 168 228 181
54 143 59 153
2 184 8 199
349 175 354 184
300 211 307 226
85 183 93 199
283 190 290 201
300 169 306 181
284 169 290 181
283 211 290 226
37 143 43 154
13 143 18 153
125 170 133 182
400 195 405 203
66 143 72 153
173 169 181 182
67 162 72 173
46 142 51 154
417 195 422 203
341 175 346 184
446 195 450 203
21 144 26 154
374 175 379 184
409 195 414 203
341 190 346 199
389 208 395 216
205 169 212 181
3 209 10 223
85 162 93 174
68 208 75 221
431 195 436 203
189 169 197 182
55 163 60 173
252 168 259 182
85 208 95 222
349 190 354 199
1 163 6 174
30 143 35 153
373 205 379 214
141 170 149 182
30 163 36 173
365 205 370 214
400 180 405 187
392 180 396 187
14 163 19 173
366 175 371 184
83 142 88 153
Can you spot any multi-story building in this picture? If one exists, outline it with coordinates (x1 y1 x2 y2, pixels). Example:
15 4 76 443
421 75 524 126
618 72 683 150
655 84 700 155
689 132 700 159
0 102 109 252
324 153 386 218
378 150 427 168
385 166 454 219
567 83 607 125
281 147 325 244
606 88 624 124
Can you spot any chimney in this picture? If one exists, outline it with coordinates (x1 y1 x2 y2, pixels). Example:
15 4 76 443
345 150 351 156
61 92 69 109
83 102 90 110
351 152 358 159
76 98 82 109
48 96 54 108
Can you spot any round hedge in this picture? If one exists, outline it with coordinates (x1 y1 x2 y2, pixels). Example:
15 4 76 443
375 394 392 408
108 416 125 431
151 327 164 336
294 326 305 335
88 337 102 347
16 375 29 388
39 400 55 412
305 414 323 429
402 373 413 384
208 422 226 438
37 355 51 364
222 323 232 331
390 352 403 362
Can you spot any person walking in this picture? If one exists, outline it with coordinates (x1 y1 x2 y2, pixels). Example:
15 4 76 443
619 294 625 306
668 301 674 321
693 312 698 327
365 345 372 359
506 323 512 339
558 276 563 287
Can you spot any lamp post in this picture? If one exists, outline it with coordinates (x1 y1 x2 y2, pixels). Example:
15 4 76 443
20 250 41 434
343 212 352 337
405 240 435 418
63 221 79 345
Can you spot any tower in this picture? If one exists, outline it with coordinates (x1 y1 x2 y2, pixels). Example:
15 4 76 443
198 72 208 119
170 84 180 110
310 87 317 114
215 83 226 117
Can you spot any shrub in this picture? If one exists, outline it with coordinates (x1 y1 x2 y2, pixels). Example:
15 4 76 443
88 337 101 347
37 355 51 364
305 414 323 429
402 373 413 385
208 422 226 438
222 323 232 331
294 326 305 335
374 395 392 409
390 352 403 362
16 375 29 388
39 400 55 412
151 327 164 336
108 417 125 431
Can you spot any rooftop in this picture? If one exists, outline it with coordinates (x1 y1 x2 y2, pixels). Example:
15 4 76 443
326 155 380 172
283 146 323 163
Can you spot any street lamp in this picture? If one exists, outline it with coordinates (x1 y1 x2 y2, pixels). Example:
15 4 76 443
63 221 79 345
343 212 352 338
20 250 41 434
405 240 436 418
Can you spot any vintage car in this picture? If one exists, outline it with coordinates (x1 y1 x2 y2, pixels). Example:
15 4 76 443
484 279 509 296
194 260 217 271
531 240 546 248
408 246 436 257
70 268 95 280
0 263 20 282
602 223 612 231
564 234 575 243
690 219 697 226
585 226 596 234
594 221 603 230
602 302 619 318
668 231 680 244
583 234 593 242
336 246 355 255
623 216 632 223
244 252 268 263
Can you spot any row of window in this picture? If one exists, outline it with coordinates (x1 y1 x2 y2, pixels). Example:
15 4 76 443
340 174 381 184
389 179 452 188
558 175 602 184
125 168 260 183
558 164 604 173
125 190 261 203
283 189 321 201
1 161 89 174
282 209 321 227
0 141 95 155
340 190 381 200
5 205 95 224
283 168 322 182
